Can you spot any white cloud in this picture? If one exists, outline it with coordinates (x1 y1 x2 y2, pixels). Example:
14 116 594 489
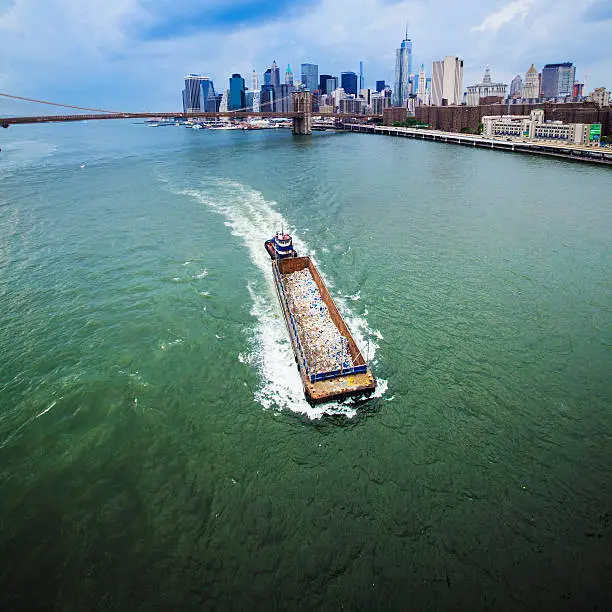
0 0 610 112
472 0 532 33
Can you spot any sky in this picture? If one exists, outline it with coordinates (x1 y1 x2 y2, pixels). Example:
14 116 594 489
0 0 611 113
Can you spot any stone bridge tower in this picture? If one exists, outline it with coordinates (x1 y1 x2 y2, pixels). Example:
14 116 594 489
292 90 312 135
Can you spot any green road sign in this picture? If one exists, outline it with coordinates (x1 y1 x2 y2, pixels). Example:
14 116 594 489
590 124 602 141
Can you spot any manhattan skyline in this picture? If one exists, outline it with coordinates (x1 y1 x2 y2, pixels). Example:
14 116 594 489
0 0 610 111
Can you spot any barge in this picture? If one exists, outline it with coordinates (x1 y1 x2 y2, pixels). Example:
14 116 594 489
265 231 376 404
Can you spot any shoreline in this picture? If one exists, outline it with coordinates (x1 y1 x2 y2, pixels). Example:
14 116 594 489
342 124 612 166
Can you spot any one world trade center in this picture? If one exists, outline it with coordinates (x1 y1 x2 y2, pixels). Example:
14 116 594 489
393 27 412 107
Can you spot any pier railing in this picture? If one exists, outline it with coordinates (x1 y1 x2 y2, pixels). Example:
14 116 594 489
310 365 368 383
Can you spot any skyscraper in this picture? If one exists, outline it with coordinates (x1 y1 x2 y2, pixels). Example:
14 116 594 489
370 92 383 115
416 65 426 105
285 64 294 85
271 61 281 112
522 64 539 99
271 61 280 87
252 70 261 112
213 93 223 112
331 87 346 109
510 74 523 98
319 74 332 94
279 84 295 112
359 61 364 91
278 65 295 112
301 63 319 91
443 56 463 105
200 77 216 112
219 89 229 112
376 80 386 93
393 28 412 106
228 73 246 111
183 74 215 112
183 74 203 112
341 72 358 96
587 87 610 106
431 61 444 106
326 77 338 94
540 62 575 99
260 85 274 112
384 87 393 108
431 56 463 105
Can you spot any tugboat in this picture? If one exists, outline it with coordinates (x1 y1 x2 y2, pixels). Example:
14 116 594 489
265 230 298 260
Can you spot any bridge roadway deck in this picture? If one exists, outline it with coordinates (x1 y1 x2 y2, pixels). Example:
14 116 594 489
1 112 382 126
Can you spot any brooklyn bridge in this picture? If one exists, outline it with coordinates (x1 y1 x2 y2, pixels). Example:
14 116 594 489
0 91 382 135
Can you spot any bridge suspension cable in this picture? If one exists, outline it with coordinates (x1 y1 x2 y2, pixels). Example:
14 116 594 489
1 89 380 126
0 92 124 114
0 91 300 117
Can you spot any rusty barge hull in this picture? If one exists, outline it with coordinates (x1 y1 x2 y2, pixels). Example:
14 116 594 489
272 256 376 404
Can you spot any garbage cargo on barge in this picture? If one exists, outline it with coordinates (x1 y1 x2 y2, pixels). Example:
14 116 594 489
265 231 376 404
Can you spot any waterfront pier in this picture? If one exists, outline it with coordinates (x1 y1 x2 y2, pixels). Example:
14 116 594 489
342 124 612 166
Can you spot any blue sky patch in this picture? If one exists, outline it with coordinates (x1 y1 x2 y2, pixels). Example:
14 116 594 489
141 0 320 40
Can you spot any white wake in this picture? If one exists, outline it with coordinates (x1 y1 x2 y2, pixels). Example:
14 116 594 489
176 179 387 419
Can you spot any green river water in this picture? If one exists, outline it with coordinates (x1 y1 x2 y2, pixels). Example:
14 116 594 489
1 121 611 610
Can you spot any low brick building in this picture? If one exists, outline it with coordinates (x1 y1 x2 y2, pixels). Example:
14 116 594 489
415 102 612 136
383 107 408 126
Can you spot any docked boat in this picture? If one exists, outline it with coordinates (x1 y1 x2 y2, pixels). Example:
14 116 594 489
209 124 239 130
266 231 376 404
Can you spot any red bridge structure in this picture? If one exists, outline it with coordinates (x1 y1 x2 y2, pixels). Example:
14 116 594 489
1 91 381 135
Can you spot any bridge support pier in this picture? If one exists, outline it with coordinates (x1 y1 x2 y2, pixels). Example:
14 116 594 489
292 91 312 135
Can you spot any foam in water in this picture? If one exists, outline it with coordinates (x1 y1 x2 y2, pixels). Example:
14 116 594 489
173 179 387 419
160 339 184 351
1 397 62 449
35 400 57 419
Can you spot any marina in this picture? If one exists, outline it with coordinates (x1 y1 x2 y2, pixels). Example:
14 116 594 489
142 117 295 131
